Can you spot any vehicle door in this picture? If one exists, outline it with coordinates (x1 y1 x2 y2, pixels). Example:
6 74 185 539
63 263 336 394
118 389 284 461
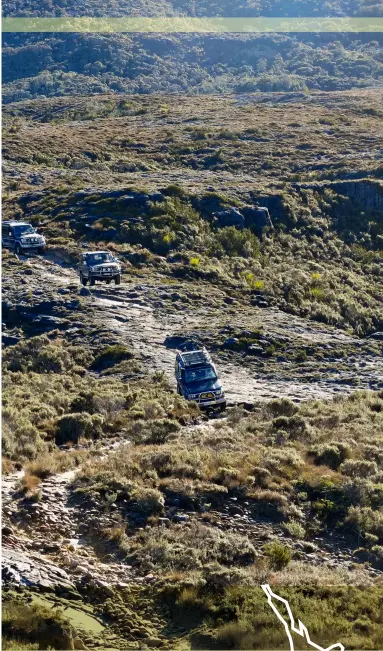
2 225 13 248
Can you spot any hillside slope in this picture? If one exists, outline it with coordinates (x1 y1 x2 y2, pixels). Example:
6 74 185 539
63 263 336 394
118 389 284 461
3 0 383 101
2 54 383 651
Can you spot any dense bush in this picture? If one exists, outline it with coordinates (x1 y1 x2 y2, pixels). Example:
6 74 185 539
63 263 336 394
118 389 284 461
3 31 383 102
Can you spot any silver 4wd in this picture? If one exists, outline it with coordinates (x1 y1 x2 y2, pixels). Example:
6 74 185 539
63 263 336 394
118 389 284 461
2 221 46 255
79 251 121 285
79 251 122 286
175 348 226 412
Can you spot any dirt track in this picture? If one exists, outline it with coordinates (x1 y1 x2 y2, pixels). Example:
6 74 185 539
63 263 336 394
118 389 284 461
29 254 383 404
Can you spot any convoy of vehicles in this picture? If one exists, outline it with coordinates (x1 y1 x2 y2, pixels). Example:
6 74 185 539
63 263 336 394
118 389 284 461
2 222 227 411
2 221 46 254
175 347 226 411
79 250 122 286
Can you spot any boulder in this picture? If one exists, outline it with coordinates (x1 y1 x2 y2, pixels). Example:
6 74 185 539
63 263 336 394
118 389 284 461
192 194 225 216
213 208 245 229
29 315 69 332
2 546 75 592
247 345 264 355
251 295 269 308
242 206 273 235
367 332 383 340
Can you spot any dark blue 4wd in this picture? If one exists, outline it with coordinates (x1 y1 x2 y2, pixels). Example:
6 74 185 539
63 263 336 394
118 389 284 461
175 348 226 411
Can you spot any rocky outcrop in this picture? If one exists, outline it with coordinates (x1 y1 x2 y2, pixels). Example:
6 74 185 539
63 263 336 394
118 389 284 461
213 207 245 229
2 546 75 593
242 206 273 235
296 179 383 211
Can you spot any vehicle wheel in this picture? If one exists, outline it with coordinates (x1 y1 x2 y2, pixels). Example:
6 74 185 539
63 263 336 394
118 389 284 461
80 274 88 286
89 277 95 287
219 402 227 413
15 243 21 255
177 384 182 395
38 247 45 255
114 274 121 285
106 279 111 284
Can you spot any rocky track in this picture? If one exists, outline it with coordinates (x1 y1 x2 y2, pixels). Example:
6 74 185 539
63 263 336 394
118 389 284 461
12 253 381 405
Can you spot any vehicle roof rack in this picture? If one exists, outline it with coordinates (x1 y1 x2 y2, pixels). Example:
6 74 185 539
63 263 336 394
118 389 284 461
177 347 212 368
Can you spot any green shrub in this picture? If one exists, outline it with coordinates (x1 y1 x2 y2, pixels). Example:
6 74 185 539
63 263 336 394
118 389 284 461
131 487 165 516
91 345 134 371
55 412 103 445
263 541 292 570
2 599 73 650
340 459 378 479
211 227 260 258
283 520 306 539
310 442 351 470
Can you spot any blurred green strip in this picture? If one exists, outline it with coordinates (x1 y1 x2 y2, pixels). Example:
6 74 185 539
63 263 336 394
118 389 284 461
2 17 383 32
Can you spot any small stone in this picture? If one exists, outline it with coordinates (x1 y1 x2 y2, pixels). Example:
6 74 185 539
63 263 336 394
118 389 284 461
247 345 263 355
223 337 239 348
173 514 189 523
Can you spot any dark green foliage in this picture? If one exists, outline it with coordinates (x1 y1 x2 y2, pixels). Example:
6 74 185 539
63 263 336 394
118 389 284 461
210 226 260 258
309 442 351 470
90 345 134 371
3 22 383 102
263 541 293 569
55 412 103 445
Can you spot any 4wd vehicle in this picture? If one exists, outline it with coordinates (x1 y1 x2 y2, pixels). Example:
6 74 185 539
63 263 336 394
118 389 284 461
175 348 226 411
79 250 122 286
2 221 46 254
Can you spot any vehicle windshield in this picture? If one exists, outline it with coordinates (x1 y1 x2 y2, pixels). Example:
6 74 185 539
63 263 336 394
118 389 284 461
13 225 35 236
185 366 217 384
86 253 113 265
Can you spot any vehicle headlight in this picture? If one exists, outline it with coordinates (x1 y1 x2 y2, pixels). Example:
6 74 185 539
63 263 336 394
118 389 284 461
188 394 198 399
90 266 97 272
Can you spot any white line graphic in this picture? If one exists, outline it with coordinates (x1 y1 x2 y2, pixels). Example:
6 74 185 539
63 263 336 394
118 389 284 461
261 584 345 651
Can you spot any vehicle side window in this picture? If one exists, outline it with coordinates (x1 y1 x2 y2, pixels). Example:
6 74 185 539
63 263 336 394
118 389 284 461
2 225 8 236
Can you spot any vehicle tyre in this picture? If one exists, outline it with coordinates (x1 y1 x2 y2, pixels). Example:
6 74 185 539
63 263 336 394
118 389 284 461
219 402 227 413
106 279 111 284
89 277 95 287
38 247 45 255
80 274 88 286
15 243 21 255
114 274 121 285
177 384 182 396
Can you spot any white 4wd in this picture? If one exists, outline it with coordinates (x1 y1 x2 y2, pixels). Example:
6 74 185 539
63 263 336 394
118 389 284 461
2 221 46 254
79 251 122 286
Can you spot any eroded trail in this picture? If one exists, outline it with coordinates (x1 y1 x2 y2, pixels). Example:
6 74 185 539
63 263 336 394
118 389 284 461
18 255 383 403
